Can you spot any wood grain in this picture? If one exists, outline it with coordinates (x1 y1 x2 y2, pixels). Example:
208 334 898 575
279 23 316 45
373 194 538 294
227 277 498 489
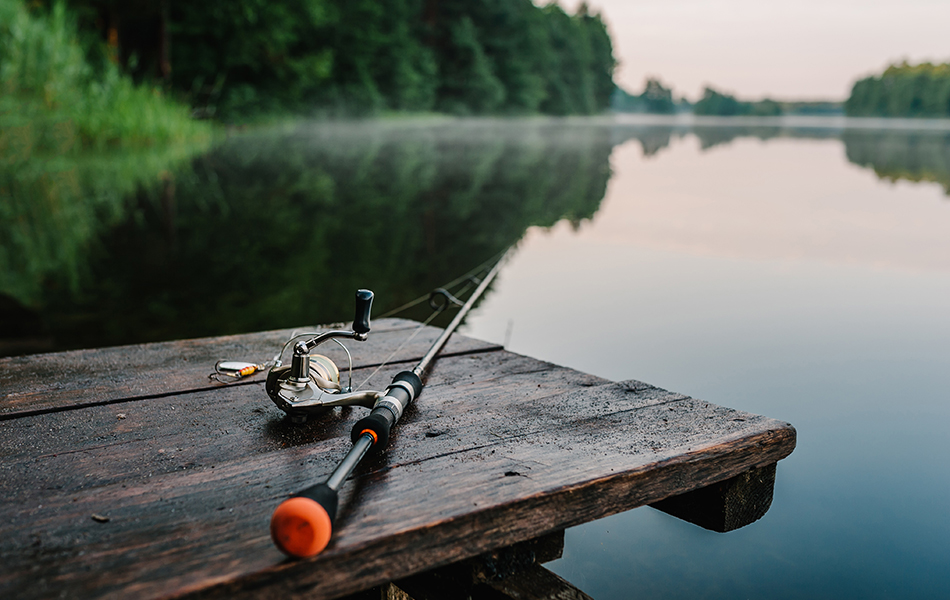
0 353 603 506
0 326 796 600
0 318 500 419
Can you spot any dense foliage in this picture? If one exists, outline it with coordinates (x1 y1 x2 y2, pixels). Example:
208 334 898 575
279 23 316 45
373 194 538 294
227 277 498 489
693 87 781 117
61 0 616 118
0 0 209 150
846 62 950 118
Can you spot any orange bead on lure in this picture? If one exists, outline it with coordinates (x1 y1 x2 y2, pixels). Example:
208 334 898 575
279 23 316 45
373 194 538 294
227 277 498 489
210 361 267 383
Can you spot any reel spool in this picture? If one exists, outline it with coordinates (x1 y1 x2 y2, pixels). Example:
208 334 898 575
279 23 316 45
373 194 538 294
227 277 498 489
308 354 342 391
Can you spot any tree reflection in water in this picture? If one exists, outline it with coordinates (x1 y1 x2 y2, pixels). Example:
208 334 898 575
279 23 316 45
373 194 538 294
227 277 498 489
1 120 612 353
3 119 948 355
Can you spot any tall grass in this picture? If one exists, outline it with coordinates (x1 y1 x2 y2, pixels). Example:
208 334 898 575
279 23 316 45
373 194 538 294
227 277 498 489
0 0 212 309
0 0 211 155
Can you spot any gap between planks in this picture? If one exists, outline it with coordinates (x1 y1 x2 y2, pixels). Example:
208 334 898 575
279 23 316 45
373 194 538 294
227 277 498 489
0 345 503 422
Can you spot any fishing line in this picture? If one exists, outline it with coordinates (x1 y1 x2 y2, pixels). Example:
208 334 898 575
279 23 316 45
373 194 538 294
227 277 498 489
208 249 507 385
351 262 494 390
352 306 443 392
374 247 509 319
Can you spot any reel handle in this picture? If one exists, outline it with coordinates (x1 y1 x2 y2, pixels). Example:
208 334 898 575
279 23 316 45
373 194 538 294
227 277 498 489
353 289 374 334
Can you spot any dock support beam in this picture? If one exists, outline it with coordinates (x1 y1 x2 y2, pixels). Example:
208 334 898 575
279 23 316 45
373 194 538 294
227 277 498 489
650 463 777 532
344 531 591 600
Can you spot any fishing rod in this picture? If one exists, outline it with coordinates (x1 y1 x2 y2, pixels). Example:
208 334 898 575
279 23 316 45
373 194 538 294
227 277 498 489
267 251 509 558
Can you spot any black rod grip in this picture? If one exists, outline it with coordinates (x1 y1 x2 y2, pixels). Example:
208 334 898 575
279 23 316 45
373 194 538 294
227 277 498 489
295 482 339 522
353 289 374 334
352 407 396 449
393 371 423 398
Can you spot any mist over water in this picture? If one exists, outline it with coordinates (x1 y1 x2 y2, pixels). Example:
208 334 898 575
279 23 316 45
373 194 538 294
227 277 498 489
3 117 950 597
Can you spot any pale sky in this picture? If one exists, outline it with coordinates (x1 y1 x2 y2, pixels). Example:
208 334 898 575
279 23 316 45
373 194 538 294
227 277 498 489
560 0 950 101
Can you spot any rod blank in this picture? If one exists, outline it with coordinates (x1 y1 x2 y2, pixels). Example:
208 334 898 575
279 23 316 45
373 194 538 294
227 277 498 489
270 251 510 558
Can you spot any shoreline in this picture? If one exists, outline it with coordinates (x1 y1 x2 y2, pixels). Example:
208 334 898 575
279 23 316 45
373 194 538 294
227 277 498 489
606 112 950 131
219 112 950 134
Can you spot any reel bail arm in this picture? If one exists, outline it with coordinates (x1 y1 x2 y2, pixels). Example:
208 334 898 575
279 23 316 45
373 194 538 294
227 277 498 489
266 290 379 422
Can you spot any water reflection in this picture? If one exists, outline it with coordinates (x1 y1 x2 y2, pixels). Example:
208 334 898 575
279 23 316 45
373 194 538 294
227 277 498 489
843 129 950 195
461 126 950 600
3 118 950 355
0 142 206 355
1 121 612 353
614 119 950 194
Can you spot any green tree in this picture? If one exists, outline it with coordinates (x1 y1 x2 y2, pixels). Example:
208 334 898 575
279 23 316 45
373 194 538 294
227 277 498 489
169 0 334 117
749 98 781 116
846 62 950 118
693 87 782 117
449 0 549 113
694 87 745 116
435 15 506 114
577 3 615 109
538 4 592 115
318 0 437 113
641 78 675 113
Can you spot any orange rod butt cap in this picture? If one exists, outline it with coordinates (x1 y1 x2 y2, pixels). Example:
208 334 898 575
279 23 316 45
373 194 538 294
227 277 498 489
270 497 332 558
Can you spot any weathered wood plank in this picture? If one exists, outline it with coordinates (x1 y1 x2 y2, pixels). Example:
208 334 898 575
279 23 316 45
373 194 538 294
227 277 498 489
0 318 500 419
0 353 603 506
0 342 795 600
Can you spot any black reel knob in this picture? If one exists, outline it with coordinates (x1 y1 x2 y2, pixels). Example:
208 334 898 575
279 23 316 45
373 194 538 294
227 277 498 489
353 289 374 334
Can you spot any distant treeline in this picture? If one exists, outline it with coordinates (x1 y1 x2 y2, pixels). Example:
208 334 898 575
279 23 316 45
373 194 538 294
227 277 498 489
59 0 615 119
613 79 841 117
693 87 782 116
846 62 950 118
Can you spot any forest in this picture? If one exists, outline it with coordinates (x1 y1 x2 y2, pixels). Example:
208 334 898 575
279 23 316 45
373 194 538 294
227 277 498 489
52 0 615 119
846 62 950 118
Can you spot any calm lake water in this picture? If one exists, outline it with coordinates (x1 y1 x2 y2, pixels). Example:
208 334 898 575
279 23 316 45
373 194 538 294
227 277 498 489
3 116 949 597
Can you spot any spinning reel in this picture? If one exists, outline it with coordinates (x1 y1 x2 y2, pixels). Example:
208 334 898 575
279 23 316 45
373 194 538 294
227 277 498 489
265 290 385 423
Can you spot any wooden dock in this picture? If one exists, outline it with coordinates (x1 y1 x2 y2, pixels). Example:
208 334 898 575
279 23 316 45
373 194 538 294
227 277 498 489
0 318 796 599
